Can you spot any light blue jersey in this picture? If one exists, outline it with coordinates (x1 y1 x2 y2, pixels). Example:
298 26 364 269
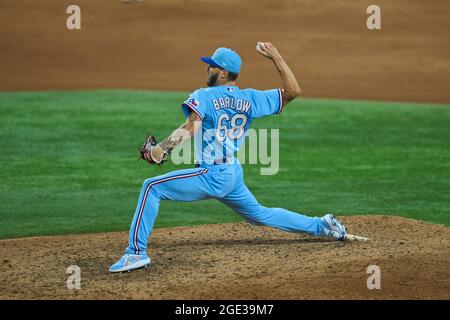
182 86 283 164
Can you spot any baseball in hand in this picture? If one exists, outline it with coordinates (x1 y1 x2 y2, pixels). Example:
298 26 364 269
256 42 271 58
256 42 266 52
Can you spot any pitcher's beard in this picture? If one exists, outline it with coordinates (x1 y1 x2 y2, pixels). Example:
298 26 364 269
206 73 219 87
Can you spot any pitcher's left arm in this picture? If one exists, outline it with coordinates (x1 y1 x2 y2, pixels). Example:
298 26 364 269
141 111 201 164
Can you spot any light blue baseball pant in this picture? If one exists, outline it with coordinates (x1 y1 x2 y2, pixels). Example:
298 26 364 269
126 163 326 255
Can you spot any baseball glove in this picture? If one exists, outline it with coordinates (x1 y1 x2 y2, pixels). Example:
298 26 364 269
139 135 168 165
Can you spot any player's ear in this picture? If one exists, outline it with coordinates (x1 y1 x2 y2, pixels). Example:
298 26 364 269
221 70 228 80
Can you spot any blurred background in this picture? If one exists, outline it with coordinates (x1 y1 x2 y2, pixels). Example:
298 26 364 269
1 0 449 102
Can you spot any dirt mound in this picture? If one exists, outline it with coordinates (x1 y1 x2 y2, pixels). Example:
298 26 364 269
0 215 449 299
1 0 450 103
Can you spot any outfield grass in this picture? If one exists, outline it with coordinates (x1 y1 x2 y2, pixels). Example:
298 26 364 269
0 90 449 239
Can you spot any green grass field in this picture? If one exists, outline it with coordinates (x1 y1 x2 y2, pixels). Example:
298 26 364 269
1 90 449 239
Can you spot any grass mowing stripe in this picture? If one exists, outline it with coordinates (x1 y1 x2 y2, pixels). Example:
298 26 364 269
0 90 449 239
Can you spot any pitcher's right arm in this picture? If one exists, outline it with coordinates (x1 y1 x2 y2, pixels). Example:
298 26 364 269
256 42 301 106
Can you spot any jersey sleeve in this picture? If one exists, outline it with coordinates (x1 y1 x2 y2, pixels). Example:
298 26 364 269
181 89 208 120
251 88 284 119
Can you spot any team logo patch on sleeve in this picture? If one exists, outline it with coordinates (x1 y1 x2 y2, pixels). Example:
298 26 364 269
187 98 200 107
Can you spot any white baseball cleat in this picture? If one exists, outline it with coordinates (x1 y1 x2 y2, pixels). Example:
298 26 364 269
321 213 370 241
321 213 347 241
109 253 151 273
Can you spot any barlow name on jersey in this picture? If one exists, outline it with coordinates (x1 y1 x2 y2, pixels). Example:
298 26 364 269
212 97 252 113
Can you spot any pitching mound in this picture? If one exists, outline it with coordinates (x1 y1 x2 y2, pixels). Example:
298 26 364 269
0 215 449 299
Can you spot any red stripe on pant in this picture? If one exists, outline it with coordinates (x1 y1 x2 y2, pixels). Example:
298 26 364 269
133 168 208 254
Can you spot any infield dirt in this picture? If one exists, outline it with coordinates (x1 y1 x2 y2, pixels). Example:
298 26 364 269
1 0 450 103
1 216 449 299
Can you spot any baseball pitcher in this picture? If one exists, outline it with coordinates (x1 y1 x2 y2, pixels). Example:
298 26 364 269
110 42 350 272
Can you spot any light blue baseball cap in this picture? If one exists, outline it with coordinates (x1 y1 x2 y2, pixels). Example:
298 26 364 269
200 47 242 74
